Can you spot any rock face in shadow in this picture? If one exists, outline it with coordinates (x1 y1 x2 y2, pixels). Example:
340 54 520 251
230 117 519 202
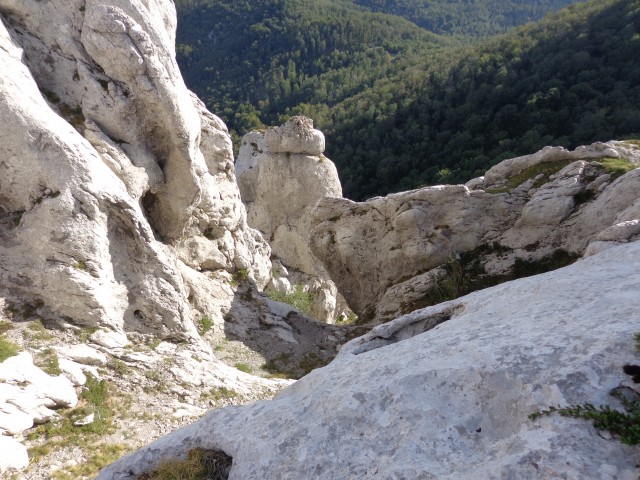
0 0 270 339
235 117 347 323
310 141 640 323
97 241 640 480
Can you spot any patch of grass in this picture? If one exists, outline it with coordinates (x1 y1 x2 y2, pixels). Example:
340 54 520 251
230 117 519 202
28 375 116 464
406 246 579 317
487 160 574 193
139 448 232 480
0 321 14 334
234 363 252 374
27 319 55 341
107 358 131 375
34 348 62 376
197 316 213 336
600 157 636 180
335 312 358 325
201 386 238 402
624 139 640 147
0 336 20 362
74 326 99 342
267 284 313 317
74 261 87 270
51 443 129 480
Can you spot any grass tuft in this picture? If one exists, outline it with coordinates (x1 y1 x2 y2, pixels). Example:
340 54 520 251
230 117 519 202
267 284 313 317
139 448 232 480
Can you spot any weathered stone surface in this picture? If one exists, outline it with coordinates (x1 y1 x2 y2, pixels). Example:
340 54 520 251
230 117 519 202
264 116 325 155
0 0 270 340
98 241 640 480
311 141 640 323
236 119 346 322
0 435 29 473
56 344 108 366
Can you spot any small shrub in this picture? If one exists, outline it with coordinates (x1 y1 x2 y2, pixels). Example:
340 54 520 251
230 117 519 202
108 358 132 375
267 284 313 316
197 316 213 336
0 336 20 362
529 394 640 445
139 448 232 480
231 268 249 287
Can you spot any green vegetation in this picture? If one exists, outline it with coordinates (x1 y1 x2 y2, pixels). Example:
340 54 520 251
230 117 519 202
201 386 238 402
34 348 62 376
0 335 20 362
138 448 232 480
176 0 640 200
50 444 129 480
487 160 574 194
28 375 117 471
197 316 213 336
234 362 252 374
600 157 637 179
530 335 640 446
0 320 14 334
529 398 640 445
354 0 578 40
405 246 579 316
267 284 313 316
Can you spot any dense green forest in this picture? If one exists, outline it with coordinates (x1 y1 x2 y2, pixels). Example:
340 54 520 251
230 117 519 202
353 0 577 39
175 0 640 200
174 0 452 137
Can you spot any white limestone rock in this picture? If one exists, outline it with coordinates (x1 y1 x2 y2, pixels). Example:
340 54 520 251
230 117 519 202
0 435 29 473
98 241 640 480
90 329 129 350
56 344 107 366
236 119 344 322
311 141 640 323
0 0 270 340
264 116 325 155
57 358 87 387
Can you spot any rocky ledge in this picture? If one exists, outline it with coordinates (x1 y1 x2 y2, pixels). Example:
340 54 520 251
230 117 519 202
98 241 640 479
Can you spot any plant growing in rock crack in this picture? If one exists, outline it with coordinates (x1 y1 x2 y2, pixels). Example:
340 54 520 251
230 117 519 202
529 334 640 445
197 316 213 336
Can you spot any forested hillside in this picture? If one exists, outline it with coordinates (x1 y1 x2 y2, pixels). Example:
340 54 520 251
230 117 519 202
175 0 451 136
176 0 640 200
326 0 640 198
353 0 578 39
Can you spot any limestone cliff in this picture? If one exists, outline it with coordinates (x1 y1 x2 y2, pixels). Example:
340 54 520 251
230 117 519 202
98 240 640 480
0 0 270 339
311 141 640 323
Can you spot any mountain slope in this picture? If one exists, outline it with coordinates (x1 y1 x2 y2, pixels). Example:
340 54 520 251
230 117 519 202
175 0 451 136
327 0 640 198
353 0 581 39
176 0 640 200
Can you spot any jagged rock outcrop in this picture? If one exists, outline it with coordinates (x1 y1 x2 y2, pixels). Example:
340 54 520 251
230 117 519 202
311 141 640 323
0 0 270 339
98 241 640 480
236 117 347 322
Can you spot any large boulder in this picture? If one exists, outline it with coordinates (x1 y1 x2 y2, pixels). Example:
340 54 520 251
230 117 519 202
311 141 640 323
0 0 270 338
236 117 346 322
98 241 640 480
